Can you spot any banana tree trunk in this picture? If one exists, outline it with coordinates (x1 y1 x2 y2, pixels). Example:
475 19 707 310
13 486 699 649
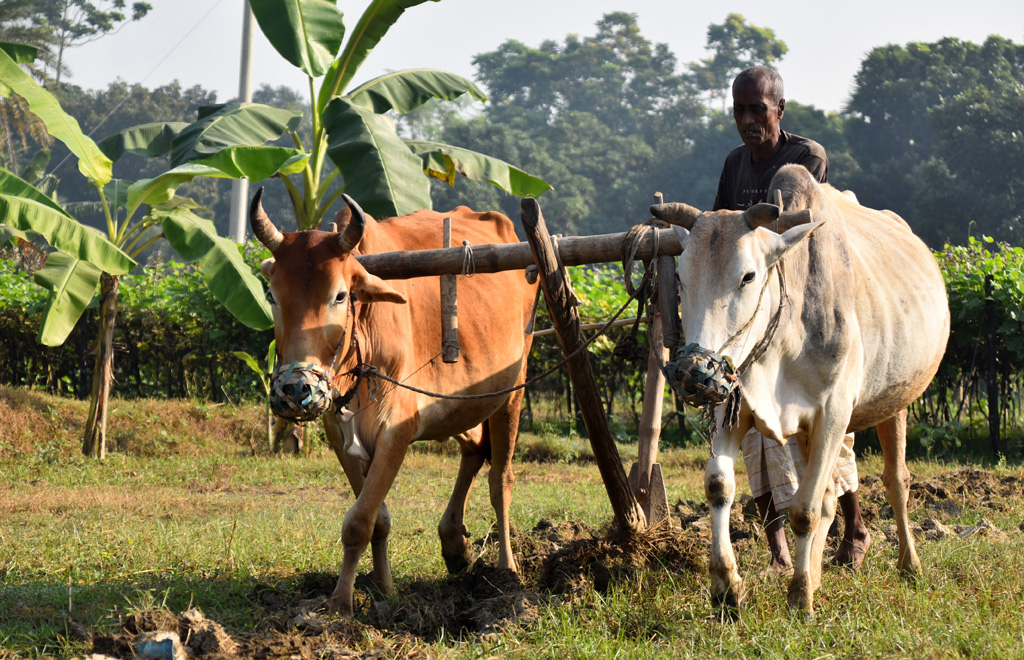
82 273 120 459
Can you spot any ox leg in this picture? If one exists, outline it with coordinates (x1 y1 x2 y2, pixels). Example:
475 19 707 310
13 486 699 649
322 413 395 598
878 410 921 577
787 414 847 615
487 392 524 573
808 480 837 592
706 427 745 614
438 425 487 573
324 423 410 617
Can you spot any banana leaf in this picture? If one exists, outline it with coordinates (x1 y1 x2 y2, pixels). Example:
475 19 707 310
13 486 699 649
322 97 431 218
0 194 135 275
0 41 38 65
0 48 112 185
97 122 189 162
406 140 553 198
347 68 486 114
169 103 303 168
249 0 345 78
127 146 308 215
157 207 273 330
0 167 66 214
317 0 439 110
34 252 102 346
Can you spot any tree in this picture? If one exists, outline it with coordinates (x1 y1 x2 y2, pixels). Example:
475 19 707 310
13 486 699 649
917 63 1024 244
32 0 151 89
435 12 703 235
688 13 788 111
844 36 1024 245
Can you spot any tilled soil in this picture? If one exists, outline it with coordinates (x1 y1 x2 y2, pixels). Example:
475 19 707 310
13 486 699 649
69 468 1024 660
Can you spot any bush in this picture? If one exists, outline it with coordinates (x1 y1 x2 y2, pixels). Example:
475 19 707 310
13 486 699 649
0 241 273 403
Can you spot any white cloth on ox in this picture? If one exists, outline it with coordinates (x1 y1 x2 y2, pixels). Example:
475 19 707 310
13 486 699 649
339 407 371 476
742 428 858 512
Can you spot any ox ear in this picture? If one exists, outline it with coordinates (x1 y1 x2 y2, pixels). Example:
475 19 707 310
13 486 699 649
757 220 825 266
260 258 275 279
650 202 702 230
351 272 407 305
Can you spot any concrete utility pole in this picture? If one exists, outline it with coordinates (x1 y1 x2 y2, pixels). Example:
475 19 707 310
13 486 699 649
228 0 255 243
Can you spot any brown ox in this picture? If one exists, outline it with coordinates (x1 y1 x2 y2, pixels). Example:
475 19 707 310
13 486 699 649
250 190 537 616
653 164 949 616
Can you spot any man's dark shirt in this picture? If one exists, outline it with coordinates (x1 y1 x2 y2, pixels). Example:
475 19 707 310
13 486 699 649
713 131 828 211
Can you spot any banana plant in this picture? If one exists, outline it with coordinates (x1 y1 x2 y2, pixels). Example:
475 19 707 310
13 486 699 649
219 0 551 228
0 42 304 458
234 339 277 452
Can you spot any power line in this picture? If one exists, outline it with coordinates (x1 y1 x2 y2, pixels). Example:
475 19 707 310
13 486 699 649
50 0 227 176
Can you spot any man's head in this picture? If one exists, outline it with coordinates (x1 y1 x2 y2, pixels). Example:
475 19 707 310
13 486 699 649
732 66 785 160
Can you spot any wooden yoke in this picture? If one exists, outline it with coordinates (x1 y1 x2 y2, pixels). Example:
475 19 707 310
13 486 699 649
441 218 460 363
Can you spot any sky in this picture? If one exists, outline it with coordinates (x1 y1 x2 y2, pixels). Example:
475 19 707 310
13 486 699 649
63 0 1024 113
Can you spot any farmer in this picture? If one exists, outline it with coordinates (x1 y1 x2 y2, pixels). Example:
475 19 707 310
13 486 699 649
714 65 871 572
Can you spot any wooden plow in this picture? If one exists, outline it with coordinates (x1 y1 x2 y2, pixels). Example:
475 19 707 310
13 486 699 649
355 198 683 534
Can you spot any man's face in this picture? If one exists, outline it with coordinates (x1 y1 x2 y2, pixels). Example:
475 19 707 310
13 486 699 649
732 77 784 152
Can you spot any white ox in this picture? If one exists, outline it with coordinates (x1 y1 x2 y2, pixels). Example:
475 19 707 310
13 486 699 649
652 164 949 615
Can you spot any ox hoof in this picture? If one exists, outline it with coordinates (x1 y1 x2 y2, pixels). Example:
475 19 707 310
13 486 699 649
442 550 473 575
324 593 353 619
786 574 814 614
712 583 744 619
898 557 922 582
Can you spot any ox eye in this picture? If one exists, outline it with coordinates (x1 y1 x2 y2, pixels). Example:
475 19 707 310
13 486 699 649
265 289 276 304
332 290 348 306
740 272 756 287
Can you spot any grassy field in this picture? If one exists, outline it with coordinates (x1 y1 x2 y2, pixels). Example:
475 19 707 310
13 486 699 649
1 386 1023 659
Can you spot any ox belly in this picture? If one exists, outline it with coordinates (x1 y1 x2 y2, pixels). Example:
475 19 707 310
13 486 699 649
843 219 950 431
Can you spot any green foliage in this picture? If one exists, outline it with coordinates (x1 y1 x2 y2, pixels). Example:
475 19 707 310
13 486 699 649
0 244 272 401
238 0 548 227
914 236 1024 456
527 264 668 438
938 236 1024 376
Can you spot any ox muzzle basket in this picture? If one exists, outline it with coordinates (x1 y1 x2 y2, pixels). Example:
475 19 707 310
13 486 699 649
269 361 335 422
661 342 737 408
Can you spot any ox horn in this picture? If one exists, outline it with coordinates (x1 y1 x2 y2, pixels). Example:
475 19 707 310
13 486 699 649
777 209 815 231
249 187 283 251
772 188 784 212
338 193 366 253
650 202 702 230
744 202 781 230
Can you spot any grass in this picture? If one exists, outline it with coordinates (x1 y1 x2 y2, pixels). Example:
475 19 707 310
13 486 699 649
1 386 1024 658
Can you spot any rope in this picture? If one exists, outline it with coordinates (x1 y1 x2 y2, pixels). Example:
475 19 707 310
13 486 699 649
345 277 647 402
614 221 661 363
722 261 788 429
461 240 475 278
334 220 660 404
